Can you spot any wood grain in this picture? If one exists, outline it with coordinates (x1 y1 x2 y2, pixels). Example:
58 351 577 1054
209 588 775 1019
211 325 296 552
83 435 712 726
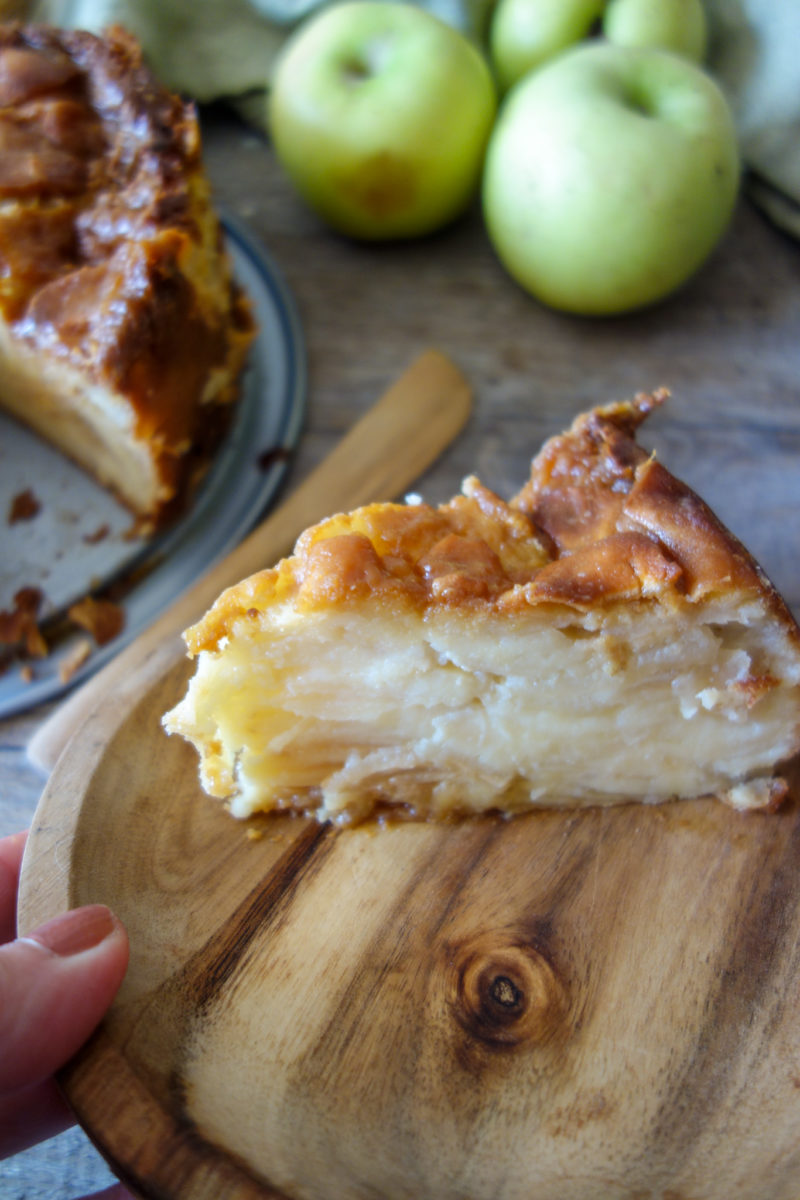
17 649 800 1200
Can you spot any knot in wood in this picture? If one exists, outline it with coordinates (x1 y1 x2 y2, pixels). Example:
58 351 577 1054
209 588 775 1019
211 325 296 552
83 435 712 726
448 933 566 1048
490 974 524 1010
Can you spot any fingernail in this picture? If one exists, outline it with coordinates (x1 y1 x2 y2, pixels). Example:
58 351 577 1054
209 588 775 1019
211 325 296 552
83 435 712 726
25 905 118 956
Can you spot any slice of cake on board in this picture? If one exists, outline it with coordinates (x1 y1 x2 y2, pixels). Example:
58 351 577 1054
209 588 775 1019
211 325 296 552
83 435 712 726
0 23 255 531
164 391 800 824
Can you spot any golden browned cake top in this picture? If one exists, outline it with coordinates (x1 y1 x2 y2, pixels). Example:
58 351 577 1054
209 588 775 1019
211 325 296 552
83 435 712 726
0 23 251 450
186 392 800 656
513 390 774 604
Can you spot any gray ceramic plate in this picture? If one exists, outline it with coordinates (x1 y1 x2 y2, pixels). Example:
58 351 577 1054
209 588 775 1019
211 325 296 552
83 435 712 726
0 213 306 718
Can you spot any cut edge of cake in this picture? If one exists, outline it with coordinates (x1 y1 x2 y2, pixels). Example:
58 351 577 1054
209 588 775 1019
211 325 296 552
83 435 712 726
163 391 800 824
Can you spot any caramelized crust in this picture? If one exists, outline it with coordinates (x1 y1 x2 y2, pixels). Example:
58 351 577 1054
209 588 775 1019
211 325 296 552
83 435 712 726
188 392 798 652
184 478 553 652
515 390 772 604
0 23 255 525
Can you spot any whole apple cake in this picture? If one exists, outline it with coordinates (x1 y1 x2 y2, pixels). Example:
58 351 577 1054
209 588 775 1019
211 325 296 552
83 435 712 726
164 391 800 823
0 23 255 530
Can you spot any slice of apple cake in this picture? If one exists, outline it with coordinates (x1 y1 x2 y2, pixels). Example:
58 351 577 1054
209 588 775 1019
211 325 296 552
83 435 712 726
164 391 800 823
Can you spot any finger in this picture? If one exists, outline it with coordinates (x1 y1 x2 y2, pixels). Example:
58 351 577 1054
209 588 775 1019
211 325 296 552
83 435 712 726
0 831 27 944
0 904 129 1094
0 1076 73 1158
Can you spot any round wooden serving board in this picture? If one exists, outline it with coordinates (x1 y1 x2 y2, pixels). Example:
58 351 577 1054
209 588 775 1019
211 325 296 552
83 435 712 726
18 643 800 1200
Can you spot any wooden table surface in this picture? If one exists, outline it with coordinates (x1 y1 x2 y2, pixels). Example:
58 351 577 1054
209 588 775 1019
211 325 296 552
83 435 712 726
2 105 800 832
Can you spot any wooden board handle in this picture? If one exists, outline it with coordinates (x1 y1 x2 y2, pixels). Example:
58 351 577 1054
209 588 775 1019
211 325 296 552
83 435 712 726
27 349 472 775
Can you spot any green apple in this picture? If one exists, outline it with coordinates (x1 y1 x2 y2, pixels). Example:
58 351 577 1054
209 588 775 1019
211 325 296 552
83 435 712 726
604 0 707 63
489 0 708 94
268 1 497 240
482 42 740 315
489 0 604 94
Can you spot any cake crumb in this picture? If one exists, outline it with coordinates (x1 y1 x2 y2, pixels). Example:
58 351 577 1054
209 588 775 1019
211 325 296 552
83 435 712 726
59 639 92 683
67 595 125 646
82 524 110 545
8 489 41 524
0 587 47 658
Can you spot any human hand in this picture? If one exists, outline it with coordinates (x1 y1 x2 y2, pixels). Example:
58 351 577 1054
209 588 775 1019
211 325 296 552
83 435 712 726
0 830 132 1197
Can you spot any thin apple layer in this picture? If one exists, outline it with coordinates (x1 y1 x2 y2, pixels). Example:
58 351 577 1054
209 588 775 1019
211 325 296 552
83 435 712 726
163 392 800 823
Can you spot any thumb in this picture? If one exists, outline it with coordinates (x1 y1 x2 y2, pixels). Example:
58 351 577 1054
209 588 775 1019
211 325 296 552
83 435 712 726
0 905 129 1094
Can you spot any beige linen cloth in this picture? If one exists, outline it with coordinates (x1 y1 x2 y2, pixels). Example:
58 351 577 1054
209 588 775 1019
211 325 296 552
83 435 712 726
14 0 800 239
